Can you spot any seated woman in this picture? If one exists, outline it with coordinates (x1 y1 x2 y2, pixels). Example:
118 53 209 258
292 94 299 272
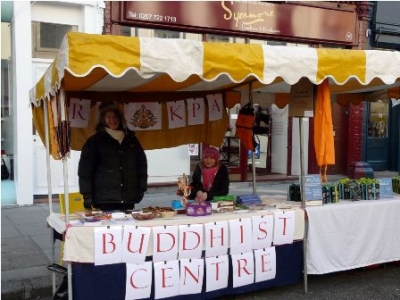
188 146 229 202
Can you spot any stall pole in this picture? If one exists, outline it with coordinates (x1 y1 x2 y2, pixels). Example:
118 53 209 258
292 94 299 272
43 99 57 294
299 117 308 293
58 87 73 300
62 158 73 300
43 100 53 214
252 152 257 194
248 83 257 195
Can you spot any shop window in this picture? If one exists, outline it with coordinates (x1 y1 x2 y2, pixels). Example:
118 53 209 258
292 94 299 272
153 29 181 39
120 26 133 37
249 38 311 48
32 21 77 58
368 102 388 138
207 34 230 43
267 41 287 46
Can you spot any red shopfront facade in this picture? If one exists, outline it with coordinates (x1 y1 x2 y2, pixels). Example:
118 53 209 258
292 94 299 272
104 1 371 180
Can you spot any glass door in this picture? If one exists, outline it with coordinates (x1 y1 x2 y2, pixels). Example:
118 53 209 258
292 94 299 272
366 101 389 170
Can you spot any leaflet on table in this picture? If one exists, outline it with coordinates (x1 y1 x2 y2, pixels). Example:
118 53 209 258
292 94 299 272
67 219 103 226
302 174 323 206
378 178 393 198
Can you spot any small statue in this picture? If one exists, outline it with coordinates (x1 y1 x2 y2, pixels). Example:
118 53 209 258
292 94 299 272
176 173 191 207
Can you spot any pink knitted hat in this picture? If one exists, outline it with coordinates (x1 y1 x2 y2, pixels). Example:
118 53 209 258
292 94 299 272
202 146 220 161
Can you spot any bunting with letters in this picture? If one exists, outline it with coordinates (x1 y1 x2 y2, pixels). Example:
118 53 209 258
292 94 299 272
89 211 294 297
57 93 228 156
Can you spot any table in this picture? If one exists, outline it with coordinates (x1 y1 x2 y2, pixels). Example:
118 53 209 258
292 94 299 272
48 208 305 299
306 197 400 274
71 242 303 300
48 208 305 262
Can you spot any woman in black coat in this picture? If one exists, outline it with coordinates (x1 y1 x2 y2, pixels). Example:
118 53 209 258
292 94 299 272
78 104 148 211
188 146 229 202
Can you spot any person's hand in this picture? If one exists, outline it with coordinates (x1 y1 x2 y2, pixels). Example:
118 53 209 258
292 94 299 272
195 191 207 203
83 198 92 210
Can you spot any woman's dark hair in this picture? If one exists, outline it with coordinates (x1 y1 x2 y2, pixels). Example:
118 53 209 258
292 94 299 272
96 104 126 132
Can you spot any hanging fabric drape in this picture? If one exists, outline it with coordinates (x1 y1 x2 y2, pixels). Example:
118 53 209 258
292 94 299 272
314 80 335 182
235 103 255 151
53 89 71 159
235 84 256 152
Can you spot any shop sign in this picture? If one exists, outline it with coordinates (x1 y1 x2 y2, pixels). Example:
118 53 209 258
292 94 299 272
120 1 357 44
289 78 314 117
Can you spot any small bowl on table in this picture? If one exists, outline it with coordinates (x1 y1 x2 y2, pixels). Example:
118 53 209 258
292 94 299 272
132 211 158 221
159 210 176 218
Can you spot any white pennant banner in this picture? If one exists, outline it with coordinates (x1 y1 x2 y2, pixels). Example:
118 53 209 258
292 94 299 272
122 226 151 264
125 262 153 300
152 225 179 263
178 224 204 260
125 102 162 131
94 226 123 266
205 255 229 292
231 251 255 288
179 258 204 295
251 214 274 250
254 247 277 283
69 98 91 128
154 260 180 299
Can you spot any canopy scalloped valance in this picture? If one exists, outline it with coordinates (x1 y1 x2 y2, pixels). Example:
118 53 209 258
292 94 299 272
30 32 400 158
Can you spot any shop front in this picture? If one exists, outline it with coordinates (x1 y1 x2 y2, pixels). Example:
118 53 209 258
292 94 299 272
30 27 400 299
368 1 400 173
105 1 370 180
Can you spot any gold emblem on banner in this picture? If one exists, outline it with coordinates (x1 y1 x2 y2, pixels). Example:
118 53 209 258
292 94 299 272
130 104 158 129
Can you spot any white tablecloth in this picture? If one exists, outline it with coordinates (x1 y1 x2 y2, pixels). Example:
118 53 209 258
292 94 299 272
47 208 305 263
306 197 400 274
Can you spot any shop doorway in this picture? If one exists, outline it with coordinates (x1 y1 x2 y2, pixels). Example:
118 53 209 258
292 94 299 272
389 103 399 172
366 102 389 171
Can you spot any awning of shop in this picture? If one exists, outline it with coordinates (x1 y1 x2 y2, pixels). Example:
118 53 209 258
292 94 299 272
30 32 400 105
29 32 400 156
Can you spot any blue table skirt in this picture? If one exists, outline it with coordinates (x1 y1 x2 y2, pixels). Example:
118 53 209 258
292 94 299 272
72 241 303 300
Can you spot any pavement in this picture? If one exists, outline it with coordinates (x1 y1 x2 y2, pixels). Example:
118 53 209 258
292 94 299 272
1 171 399 300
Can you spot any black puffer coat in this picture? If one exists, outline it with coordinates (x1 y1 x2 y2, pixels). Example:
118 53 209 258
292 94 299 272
188 163 230 201
78 130 147 210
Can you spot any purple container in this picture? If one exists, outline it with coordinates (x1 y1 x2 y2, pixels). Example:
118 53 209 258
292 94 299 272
185 202 212 217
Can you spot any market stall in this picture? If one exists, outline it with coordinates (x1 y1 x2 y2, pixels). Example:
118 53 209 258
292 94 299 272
49 207 305 300
29 32 400 299
306 196 400 274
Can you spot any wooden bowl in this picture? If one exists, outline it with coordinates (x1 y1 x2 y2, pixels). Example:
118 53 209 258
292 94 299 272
132 211 158 221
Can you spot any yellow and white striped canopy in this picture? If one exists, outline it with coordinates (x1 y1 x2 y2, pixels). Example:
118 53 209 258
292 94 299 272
30 32 400 105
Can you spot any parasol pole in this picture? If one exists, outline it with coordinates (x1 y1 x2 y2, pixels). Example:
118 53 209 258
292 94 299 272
43 99 57 294
62 158 73 300
252 149 256 194
43 99 53 213
299 117 308 293
248 83 256 195
58 88 73 300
